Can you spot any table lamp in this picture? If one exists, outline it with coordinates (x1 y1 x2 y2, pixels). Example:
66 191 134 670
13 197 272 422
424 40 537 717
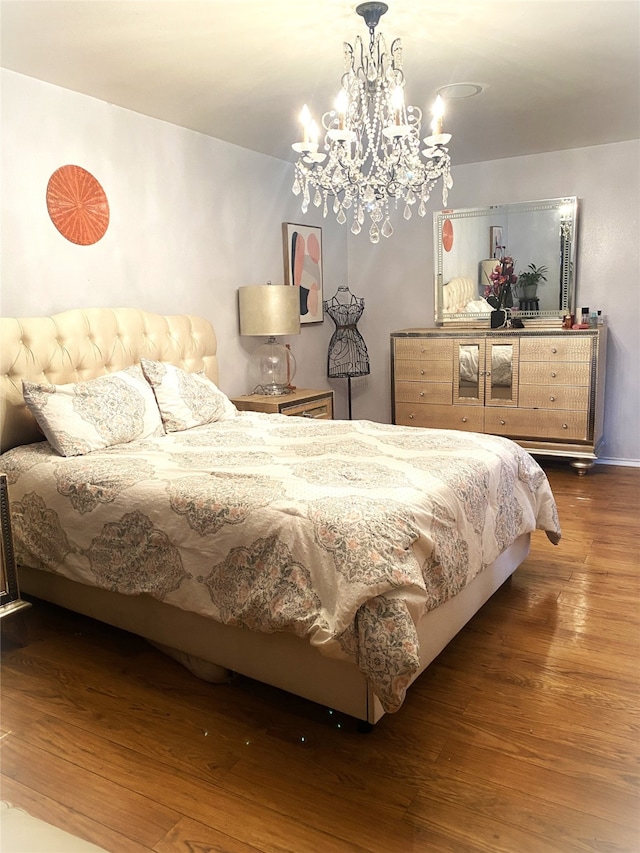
238 284 301 395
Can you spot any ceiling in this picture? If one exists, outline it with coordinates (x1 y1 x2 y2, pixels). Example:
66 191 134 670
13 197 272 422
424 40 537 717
1 0 639 166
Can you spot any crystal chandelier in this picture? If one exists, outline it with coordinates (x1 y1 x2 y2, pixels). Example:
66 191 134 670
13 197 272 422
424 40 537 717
291 1 453 244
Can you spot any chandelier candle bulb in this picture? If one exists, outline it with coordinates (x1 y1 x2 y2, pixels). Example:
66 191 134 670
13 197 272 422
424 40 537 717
300 104 311 143
292 107 320 154
392 86 404 125
336 89 349 130
431 95 444 136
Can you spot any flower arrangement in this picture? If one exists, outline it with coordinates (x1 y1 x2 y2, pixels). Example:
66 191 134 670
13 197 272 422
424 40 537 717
484 255 518 308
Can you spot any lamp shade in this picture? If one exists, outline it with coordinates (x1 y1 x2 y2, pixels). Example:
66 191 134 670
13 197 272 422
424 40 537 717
238 285 300 337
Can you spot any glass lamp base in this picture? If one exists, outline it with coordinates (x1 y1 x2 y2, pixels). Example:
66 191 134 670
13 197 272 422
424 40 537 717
254 383 294 396
248 337 296 396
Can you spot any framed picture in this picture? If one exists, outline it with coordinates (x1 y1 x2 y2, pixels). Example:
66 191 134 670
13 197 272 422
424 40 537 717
489 225 504 259
282 222 323 324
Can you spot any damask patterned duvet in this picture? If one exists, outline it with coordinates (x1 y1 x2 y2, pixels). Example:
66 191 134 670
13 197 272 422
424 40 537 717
1 413 561 712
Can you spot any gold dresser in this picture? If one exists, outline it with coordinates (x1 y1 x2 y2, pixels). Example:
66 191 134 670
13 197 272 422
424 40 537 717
391 328 607 473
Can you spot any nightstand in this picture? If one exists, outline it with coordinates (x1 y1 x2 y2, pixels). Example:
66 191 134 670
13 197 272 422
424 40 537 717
232 388 334 420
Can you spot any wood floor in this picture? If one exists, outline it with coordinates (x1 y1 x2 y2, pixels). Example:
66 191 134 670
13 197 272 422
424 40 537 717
1 462 638 852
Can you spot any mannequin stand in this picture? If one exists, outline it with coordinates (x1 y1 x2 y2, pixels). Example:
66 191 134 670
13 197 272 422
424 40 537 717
324 286 369 421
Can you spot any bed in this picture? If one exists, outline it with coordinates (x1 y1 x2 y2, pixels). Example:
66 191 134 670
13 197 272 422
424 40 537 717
442 276 492 315
0 307 561 726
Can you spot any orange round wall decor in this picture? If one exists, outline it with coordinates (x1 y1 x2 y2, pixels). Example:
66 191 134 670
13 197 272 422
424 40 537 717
46 165 110 245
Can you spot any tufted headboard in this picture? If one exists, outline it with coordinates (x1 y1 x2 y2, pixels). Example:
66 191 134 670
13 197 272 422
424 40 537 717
0 307 219 453
442 277 478 313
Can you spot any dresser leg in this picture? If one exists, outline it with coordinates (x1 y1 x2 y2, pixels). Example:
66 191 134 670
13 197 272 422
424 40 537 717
570 459 595 476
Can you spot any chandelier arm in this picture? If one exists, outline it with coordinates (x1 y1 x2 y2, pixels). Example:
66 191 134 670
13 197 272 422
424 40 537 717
354 36 365 82
390 38 402 72
343 41 355 81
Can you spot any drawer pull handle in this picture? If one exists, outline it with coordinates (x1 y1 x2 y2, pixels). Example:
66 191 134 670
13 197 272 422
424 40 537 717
409 413 415 420
419 391 425 397
420 369 425 375
420 347 425 353
549 396 556 402
562 423 568 429
551 347 557 353
500 419 506 425
462 417 468 423
551 371 557 378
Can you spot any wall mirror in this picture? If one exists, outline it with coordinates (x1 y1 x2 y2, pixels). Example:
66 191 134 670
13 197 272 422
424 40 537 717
434 197 578 326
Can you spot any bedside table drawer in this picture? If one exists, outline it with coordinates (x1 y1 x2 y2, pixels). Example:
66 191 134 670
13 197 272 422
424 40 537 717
279 396 333 419
231 389 334 419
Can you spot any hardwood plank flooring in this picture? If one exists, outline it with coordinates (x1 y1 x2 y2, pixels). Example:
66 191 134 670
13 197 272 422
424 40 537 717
1 462 638 852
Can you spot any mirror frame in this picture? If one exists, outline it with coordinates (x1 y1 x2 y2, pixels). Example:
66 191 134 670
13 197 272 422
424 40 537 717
434 197 578 327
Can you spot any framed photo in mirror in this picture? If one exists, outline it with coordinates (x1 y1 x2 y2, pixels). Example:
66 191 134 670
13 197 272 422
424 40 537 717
489 225 503 259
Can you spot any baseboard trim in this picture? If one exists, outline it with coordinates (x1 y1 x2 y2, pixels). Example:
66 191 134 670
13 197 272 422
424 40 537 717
595 457 640 468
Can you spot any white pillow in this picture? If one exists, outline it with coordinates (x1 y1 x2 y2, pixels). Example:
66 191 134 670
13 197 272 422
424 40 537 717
22 365 164 457
140 359 237 432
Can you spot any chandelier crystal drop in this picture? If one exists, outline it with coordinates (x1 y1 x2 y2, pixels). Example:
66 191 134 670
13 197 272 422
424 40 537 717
291 2 453 243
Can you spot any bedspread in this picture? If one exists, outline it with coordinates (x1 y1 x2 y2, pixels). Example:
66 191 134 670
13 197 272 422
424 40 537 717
1 414 560 712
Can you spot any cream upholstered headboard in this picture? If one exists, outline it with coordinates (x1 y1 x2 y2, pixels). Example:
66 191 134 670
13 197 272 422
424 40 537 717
0 307 219 453
442 276 477 313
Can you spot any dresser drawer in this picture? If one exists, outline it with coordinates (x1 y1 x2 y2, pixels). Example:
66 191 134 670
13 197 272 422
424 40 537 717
394 359 453 382
519 336 592 362
518 385 590 411
395 402 484 432
485 407 588 441
395 381 452 405
519 361 591 386
394 338 452 360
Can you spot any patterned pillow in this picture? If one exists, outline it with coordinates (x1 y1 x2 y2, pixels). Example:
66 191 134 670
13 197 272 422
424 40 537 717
140 359 237 432
22 365 164 457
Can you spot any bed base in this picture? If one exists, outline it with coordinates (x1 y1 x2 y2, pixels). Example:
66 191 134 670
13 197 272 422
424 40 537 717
19 533 529 726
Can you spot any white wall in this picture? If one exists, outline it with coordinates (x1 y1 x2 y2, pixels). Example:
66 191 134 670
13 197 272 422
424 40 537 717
0 69 347 401
346 141 640 465
2 69 638 462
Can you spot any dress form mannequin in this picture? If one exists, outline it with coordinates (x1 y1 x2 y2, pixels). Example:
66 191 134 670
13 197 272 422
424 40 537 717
323 286 370 418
